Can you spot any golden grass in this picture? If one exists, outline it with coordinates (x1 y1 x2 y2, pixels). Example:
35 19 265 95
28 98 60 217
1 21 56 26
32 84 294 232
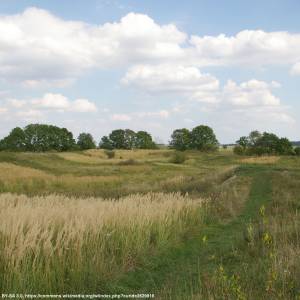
240 156 280 164
85 149 172 161
0 192 204 291
0 162 53 181
57 152 106 164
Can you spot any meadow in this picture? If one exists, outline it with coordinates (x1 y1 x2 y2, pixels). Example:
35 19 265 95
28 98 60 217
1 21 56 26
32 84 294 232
0 149 299 299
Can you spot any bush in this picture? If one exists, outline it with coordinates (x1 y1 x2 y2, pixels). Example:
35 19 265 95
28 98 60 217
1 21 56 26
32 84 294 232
118 159 138 165
233 145 245 155
169 151 186 164
295 147 300 156
104 150 115 159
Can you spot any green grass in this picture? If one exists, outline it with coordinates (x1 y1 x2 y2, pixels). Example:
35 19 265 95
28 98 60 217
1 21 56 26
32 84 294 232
0 149 299 299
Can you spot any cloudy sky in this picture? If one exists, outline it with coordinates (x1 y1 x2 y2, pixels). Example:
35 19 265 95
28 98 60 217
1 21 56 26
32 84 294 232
0 0 299 143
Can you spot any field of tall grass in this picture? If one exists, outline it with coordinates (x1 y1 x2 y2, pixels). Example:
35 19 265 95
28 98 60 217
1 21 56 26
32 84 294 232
1 149 299 298
0 192 204 293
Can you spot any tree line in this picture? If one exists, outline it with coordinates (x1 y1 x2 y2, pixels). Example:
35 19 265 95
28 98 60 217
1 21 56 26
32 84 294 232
0 124 157 152
0 123 299 156
234 130 300 156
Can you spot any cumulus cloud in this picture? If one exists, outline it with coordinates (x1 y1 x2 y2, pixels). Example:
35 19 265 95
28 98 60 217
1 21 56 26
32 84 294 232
30 93 97 112
121 63 282 108
0 93 98 123
134 110 170 119
111 114 132 121
290 62 300 75
2 8 300 89
190 30 300 67
71 99 98 113
0 8 186 86
122 64 220 103
223 79 280 107
16 109 44 121
0 107 8 114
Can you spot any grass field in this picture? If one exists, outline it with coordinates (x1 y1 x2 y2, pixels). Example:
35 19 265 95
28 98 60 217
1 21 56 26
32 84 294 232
0 149 299 299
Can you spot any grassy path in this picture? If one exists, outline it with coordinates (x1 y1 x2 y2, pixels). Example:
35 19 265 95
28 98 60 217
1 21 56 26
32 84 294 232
107 166 274 298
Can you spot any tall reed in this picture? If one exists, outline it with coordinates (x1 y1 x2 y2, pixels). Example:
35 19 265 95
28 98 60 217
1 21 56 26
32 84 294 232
0 192 204 293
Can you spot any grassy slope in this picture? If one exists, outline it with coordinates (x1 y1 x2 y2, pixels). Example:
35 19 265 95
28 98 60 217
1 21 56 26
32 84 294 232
103 165 273 297
105 162 300 299
0 150 299 298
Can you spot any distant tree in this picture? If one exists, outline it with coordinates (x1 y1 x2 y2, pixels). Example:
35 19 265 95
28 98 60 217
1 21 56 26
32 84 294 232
248 130 262 146
109 129 126 149
77 133 96 150
190 125 218 151
233 145 245 155
295 147 300 156
0 124 76 152
234 131 294 156
236 136 249 150
23 124 75 152
124 129 136 149
100 130 156 150
0 127 26 151
169 128 191 151
276 138 294 155
135 131 156 149
99 136 113 150
235 136 249 155
253 132 280 155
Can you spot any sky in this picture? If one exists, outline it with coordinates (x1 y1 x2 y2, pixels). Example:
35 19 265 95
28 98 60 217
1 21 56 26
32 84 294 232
0 0 299 144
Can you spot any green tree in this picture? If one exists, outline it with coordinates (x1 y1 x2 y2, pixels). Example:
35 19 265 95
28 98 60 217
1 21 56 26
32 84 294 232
99 136 113 150
236 136 249 150
190 125 218 151
135 131 156 149
23 124 75 152
295 147 300 156
77 133 96 150
0 127 26 151
124 129 136 149
169 128 191 151
276 137 294 155
248 130 262 146
253 132 279 155
109 129 126 149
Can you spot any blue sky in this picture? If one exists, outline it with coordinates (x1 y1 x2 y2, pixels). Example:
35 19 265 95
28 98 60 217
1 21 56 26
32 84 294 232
0 0 299 143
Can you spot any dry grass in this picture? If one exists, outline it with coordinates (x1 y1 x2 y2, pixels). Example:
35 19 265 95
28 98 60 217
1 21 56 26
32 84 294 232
240 156 280 164
0 162 53 181
0 162 121 195
0 192 204 292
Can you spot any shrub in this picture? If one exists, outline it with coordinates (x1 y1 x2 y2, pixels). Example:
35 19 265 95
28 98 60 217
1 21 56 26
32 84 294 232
118 159 138 165
295 147 300 156
169 151 186 164
104 150 115 159
233 145 245 155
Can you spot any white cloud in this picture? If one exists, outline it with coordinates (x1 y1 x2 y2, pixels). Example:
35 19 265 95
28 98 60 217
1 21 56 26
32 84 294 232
135 110 170 119
16 109 44 121
0 107 8 114
0 8 186 86
7 99 26 108
111 114 132 121
290 62 300 75
30 93 97 112
71 99 98 113
122 64 220 103
0 8 300 89
223 79 280 107
190 30 300 67
122 64 282 108
31 93 70 109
